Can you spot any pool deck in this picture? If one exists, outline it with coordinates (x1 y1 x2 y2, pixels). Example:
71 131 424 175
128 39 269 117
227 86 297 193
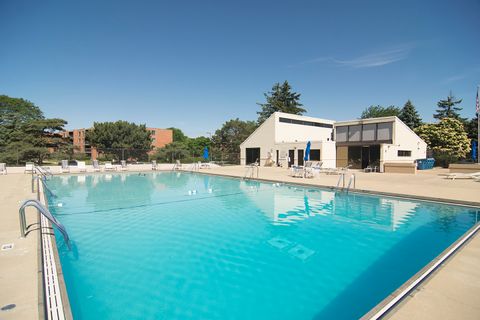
0 166 479 319
0 174 41 320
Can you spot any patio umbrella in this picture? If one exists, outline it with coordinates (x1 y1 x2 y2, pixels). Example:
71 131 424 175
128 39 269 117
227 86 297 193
472 141 478 161
203 146 209 160
304 141 311 161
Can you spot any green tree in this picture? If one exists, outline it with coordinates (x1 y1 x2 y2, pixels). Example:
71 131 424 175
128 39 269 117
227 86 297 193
433 92 463 120
398 100 422 129
186 136 211 156
257 81 306 124
87 121 152 161
0 95 67 164
211 118 257 163
167 127 188 142
465 116 478 142
150 141 191 163
360 105 400 119
415 118 471 167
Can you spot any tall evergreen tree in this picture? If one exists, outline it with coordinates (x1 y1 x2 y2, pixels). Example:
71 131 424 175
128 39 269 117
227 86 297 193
398 100 422 129
257 81 306 124
433 92 463 120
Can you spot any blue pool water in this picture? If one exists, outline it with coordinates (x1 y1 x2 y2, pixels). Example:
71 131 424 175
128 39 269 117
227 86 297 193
46 172 478 320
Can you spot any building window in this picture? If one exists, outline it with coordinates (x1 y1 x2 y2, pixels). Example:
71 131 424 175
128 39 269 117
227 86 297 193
279 117 333 129
398 150 411 157
310 149 320 161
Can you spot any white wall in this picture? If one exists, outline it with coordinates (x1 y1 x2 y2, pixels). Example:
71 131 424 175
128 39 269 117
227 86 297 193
240 115 276 165
240 112 336 166
381 118 427 166
274 113 334 143
319 141 336 168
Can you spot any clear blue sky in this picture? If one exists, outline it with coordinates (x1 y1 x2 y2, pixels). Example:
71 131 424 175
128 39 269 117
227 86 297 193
1 0 479 137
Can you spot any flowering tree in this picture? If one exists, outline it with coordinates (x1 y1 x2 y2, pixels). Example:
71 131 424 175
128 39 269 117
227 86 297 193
415 118 471 166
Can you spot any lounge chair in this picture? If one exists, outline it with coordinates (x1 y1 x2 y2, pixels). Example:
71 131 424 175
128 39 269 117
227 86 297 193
25 162 34 173
173 160 182 171
77 161 87 172
0 163 7 175
151 160 158 171
61 160 70 173
93 160 101 172
289 165 304 178
104 162 116 171
304 161 315 178
445 172 480 181
120 160 128 171
326 165 352 175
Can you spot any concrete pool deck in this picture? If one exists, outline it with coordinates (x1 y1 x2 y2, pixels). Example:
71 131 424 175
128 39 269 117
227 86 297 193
0 166 479 319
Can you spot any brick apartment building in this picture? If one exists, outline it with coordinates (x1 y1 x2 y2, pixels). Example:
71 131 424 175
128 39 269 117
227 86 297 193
61 127 173 160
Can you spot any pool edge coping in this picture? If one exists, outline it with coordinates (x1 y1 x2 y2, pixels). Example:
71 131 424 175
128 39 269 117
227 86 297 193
39 182 73 320
361 221 480 320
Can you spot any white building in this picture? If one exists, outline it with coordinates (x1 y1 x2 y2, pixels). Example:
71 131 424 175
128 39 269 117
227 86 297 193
240 112 336 168
240 113 427 172
334 116 427 171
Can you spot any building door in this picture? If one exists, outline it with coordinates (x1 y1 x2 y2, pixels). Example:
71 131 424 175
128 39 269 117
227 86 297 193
276 150 279 166
362 147 370 169
298 150 304 166
288 150 295 167
336 146 348 168
246 148 260 165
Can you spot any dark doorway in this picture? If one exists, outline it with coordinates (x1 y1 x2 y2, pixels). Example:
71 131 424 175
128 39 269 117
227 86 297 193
298 150 304 166
288 150 295 167
276 150 279 166
348 145 381 169
362 147 370 169
246 148 260 165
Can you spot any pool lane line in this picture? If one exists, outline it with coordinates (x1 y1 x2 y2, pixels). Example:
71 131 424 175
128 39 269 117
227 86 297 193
52 188 268 216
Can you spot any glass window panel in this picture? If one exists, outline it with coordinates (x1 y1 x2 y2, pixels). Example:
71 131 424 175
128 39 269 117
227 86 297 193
348 125 362 142
377 122 393 140
362 124 376 141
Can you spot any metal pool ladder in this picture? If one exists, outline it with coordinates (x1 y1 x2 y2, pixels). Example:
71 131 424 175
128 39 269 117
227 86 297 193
335 173 356 192
243 164 259 179
19 199 70 249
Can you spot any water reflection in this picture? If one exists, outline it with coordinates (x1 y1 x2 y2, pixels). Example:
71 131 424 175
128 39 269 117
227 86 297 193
240 183 422 231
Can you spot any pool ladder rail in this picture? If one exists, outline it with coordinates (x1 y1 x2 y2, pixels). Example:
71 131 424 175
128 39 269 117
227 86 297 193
243 163 259 180
335 173 356 192
19 199 71 249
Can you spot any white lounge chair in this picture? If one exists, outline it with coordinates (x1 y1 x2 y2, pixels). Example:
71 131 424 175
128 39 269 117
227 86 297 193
289 165 304 178
77 161 87 172
304 161 315 178
445 172 480 181
120 160 128 171
173 160 182 170
104 162 116 171
25 162 34 173
151 160 158 171
93 160 101 172
0 163 7 175
61 160 70 173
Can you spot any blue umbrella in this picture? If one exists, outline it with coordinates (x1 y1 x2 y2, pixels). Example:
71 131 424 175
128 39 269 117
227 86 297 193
472 141 478 161
304 141 311 161
203 147 209 160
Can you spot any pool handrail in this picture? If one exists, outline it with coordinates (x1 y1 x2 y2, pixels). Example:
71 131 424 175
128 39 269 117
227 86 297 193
19 199 71 249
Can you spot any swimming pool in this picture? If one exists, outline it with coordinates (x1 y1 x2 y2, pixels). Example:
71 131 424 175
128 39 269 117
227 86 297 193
46 172 478 319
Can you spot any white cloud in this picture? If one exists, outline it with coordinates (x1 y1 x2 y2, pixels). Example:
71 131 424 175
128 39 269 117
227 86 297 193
293 44 413 69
